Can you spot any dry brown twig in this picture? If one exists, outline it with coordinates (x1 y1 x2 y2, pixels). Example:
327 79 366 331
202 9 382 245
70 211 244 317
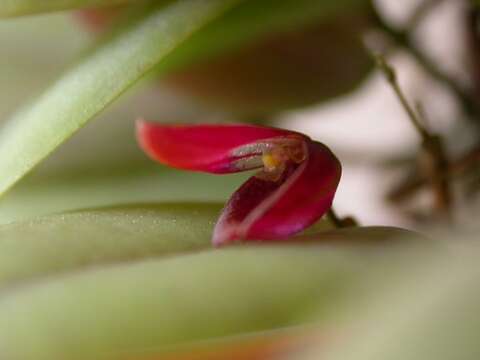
373 53 453 218
366 0 480 221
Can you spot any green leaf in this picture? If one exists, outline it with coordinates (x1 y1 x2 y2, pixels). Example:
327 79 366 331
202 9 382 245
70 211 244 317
0 192 335 288
0 0 132 17
298 242 480 360
0 244 366 360
0 214 417 360
0 14 88 118
0 203 220 288
0 163 247 224
298 226 421 244
0 0 242 196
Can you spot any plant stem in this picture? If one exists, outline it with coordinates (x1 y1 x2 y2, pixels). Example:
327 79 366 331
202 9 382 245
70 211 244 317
373 54 430 142
369 1 478 120
327 209 344 228
373 53 453 217
327 208 357 228
389 143 480 202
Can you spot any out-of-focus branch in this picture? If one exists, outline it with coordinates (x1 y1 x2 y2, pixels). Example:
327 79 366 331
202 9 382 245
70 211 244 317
374 53 453 217
467 2 480 104
373 55 430 141
389 143 480 202
368 0 480 215
369 0 478 119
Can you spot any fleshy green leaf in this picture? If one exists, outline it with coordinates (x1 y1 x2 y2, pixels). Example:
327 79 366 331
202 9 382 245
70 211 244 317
0 188 418 360
0 203 220 288
297 242 480 360
0 244 368 360
0 163 247 224
0 196 340 288
0 0 132 18
0 215 418 360
0 0 242 196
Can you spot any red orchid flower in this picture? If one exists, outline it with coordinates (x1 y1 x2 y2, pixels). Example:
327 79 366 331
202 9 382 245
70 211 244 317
137 122 341 246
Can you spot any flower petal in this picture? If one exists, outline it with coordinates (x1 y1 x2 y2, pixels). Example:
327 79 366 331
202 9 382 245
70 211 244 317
136 121 305 173
213 141 341 245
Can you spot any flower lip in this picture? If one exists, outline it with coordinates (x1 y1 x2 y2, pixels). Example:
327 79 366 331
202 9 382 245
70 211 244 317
212 141 341 246
136 121 341 246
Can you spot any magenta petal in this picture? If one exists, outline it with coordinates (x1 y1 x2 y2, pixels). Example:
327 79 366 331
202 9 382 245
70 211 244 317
212 141 341 246
137 121 304 173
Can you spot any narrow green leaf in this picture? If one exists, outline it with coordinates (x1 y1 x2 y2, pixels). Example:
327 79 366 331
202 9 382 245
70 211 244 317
0 244 366 360
0 0 131 17
0 0 241 196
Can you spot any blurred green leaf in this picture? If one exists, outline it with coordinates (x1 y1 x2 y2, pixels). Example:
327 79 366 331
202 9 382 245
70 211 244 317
162 0 372 115
0 14 88 118
298 226 421 244
0 0 242 197
141 325 315 359
0 0 132 17
0 243 368 360
159 0 369 72
299 242 480 360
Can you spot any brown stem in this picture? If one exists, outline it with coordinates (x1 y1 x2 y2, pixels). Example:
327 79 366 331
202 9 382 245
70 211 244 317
419 136 452 217
467 2 480 102
373 54 430 142
327 209 344 228
389 143 480 202
327 209 357 228
373 53 453 216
